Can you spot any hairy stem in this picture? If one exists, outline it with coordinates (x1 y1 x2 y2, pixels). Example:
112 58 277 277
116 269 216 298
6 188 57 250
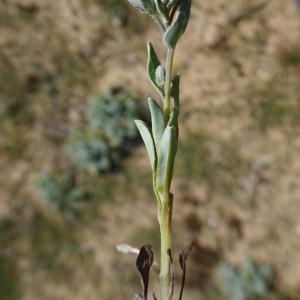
159 193 173 300
163 47 175 123
159 43 176 300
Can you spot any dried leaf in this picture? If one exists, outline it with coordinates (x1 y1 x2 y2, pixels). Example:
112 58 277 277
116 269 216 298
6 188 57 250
136 245 154 300
179 243 193 300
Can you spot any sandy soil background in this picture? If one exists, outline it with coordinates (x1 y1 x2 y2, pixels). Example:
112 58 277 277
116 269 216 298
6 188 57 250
1 0 300 299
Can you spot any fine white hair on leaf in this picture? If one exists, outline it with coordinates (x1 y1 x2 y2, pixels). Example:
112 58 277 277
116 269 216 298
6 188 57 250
127 0 145 12
127 0 157 15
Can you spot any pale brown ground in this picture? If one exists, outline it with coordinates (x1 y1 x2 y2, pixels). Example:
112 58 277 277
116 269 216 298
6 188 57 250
1 0 300 299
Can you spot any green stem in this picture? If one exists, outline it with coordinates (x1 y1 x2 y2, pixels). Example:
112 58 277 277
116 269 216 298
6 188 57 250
159 193 173 300
158 44 176 300
163 47 175 123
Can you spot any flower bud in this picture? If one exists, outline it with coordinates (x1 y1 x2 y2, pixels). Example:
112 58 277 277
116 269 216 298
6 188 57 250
155 65 166 87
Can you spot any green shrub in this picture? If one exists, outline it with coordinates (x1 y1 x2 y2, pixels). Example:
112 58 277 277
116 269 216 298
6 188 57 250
66 88 143 174
89 89 140 147
38 171 91 220
66 132 113 174
218 258 274 300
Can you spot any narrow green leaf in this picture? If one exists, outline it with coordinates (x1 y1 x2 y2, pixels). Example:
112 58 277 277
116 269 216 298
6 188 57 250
148 98 165 151
143 0 158 14
171 74 180 111
135 120 157 170
147 42 164 98
167 75 180 131
163 0 191 48
167 107 179 129
167 0 181 9
154 0 169 24
156 126 178 193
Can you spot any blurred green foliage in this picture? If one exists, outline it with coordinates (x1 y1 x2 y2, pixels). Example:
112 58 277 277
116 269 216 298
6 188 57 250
66 132 113 174
0 53 29 121
38 171 92 221
89 89 139 147
0 218 21 300
0 258 20 300
279 47 300 68
28 213 76 274
66 88 143 174
0 55 29 160
218 258 274 300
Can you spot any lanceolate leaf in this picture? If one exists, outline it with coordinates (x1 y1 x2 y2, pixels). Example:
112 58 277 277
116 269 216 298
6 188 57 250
179 243 194 300
156 126 178 193
135 120 156 170
148 98 165 152
147 42 164 98
163 0 191 48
